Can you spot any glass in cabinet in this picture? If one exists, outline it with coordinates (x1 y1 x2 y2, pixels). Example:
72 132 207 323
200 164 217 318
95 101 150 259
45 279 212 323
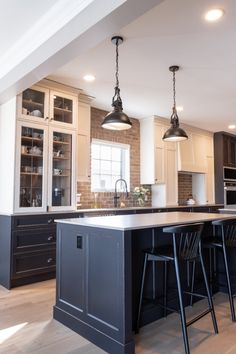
49 129 75 210
18 85 49 122
49 90 77 128
15 122 48 212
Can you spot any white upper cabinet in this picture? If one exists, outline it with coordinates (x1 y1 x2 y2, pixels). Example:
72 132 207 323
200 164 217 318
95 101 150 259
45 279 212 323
18 85 78 129
178 126 213 173
140 117 178 206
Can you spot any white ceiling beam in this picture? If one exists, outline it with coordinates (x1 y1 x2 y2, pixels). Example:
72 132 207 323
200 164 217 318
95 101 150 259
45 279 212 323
0 0 163 104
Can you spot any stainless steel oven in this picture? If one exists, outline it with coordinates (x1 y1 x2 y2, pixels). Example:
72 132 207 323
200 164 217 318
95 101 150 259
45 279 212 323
224 182 236 207
223 166 236 181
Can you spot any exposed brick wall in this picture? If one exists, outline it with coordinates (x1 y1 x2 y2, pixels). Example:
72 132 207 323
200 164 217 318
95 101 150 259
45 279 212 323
77 107 151 208
178 173 192 205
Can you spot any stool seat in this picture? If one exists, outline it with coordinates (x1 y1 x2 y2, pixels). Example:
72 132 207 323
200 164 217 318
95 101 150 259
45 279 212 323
136 223 218 354
191 218 236 323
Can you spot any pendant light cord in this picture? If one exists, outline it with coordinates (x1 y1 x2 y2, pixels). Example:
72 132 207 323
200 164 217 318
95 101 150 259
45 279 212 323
173 70 176 110
170 67 179 127
112 38 122 109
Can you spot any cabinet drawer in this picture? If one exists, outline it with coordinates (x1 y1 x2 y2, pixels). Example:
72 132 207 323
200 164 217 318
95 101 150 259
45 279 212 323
13 227 56 252
12 250 56 278
13 215 56 228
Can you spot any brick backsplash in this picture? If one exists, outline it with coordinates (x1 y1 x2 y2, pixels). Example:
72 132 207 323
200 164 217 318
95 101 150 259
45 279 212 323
77 107 151 209
178 173 192 205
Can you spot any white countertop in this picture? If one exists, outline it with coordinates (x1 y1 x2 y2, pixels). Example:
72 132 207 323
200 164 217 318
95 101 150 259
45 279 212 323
56 211 233 231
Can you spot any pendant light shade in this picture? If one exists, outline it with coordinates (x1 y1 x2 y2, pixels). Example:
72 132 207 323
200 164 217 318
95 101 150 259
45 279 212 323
101 36 132 130
163 65 188 142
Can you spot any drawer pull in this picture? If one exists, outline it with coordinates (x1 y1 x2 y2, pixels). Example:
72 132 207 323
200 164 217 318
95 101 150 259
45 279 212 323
47 257 53 263
47 235 54 241
48 218 53 224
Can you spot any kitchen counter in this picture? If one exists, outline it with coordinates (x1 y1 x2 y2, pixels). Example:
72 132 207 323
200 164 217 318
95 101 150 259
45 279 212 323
54 211 231 354
57 211 232 231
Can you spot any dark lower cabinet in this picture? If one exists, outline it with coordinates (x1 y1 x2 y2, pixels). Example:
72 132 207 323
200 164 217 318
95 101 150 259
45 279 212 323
0 212 82 289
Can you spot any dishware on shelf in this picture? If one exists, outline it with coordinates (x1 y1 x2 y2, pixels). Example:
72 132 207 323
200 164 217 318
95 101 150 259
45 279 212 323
29 146 42 155
22 166 32 173
21 145 29 154
37 166 43 174
54 168 62 175
30 110 42 117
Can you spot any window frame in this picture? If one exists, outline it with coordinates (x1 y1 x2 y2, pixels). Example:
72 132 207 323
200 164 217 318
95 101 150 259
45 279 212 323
91 139 130 192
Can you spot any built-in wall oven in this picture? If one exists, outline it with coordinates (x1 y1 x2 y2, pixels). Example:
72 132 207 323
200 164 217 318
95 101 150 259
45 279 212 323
224 182 236 208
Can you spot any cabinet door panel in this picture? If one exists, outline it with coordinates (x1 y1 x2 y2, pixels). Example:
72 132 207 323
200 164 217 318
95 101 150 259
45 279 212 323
166 148 177 205
49 90 77 129
48 128 76 211
154 147 165 183
18 85 49 122
14 121 48 213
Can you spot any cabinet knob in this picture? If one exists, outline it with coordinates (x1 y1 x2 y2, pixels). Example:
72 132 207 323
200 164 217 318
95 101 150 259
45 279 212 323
48 218 53 224
44 116 49 121
49 117 54 121
47 257 53 263
47 235 54 241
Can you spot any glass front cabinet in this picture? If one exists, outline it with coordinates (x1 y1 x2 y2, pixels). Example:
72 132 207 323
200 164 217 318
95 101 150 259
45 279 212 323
15 121 76 212
18 85 77 129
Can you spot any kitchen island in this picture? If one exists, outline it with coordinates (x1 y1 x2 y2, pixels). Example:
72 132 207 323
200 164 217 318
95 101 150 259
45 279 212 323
53 212 233 354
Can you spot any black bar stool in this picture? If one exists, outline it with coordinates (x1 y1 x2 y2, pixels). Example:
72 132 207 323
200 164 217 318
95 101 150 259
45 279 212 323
192 218 236 322
136 223 218 354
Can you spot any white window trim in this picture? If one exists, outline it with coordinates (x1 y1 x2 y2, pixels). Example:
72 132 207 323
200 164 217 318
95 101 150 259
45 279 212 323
91 139 130 192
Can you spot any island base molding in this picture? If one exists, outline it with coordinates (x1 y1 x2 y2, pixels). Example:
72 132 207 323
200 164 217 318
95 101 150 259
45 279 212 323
53 306 135 354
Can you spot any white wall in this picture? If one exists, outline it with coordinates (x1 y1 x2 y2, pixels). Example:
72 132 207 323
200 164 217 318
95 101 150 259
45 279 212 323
0 98 16 213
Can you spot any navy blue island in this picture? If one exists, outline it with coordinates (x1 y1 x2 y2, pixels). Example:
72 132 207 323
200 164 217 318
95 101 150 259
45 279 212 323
53 212 232 354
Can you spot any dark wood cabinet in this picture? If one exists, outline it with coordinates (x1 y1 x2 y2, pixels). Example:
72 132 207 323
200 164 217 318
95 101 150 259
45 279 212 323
0 212 83 289
223 134 236 167
214 132 236 203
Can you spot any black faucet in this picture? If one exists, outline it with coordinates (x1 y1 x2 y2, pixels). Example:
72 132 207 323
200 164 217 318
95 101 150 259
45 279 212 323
114 178 129 207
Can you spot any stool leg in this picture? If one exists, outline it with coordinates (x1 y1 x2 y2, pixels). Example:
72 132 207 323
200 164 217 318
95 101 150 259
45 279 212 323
136 253 148 333
174 257 190 354
199 248 218 334
190 260 196 307
222 244 236 322
163 261 168 317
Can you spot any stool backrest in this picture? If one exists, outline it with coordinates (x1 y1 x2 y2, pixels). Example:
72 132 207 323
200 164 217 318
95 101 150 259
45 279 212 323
163 223 204 261
212 218 236 247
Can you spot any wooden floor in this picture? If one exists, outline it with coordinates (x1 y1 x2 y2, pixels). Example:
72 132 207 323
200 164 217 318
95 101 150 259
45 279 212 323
1 280 236 354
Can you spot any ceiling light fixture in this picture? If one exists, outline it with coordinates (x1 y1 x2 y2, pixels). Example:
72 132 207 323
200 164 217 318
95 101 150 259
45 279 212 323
228 124 236 130
83 74 95 82
101 36 132 130
205 8 224 22
162 66 188 142
177 106 184 112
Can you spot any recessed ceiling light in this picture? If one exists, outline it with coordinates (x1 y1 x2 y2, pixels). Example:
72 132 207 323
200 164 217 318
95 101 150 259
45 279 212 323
83 74 95 82
176 106 183 112
205 9 224 22
228 124 236 130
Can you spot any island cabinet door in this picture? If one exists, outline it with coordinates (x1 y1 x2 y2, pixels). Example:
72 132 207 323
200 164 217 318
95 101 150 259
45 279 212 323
55 224 134 354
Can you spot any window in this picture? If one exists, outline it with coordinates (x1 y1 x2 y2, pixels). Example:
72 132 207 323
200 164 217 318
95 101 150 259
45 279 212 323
91 139 130 192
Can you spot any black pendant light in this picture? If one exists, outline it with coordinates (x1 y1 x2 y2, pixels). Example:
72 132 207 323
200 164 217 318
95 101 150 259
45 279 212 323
163 65 188 142
101 36 132 130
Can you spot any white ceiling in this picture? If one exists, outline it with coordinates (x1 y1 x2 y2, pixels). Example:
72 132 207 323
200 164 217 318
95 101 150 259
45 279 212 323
49 0 236 133
0 0 59 54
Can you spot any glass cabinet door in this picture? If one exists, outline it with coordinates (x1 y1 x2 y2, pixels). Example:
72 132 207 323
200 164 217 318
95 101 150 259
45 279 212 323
16 124 47 211
50 130 74 209
18 85 49 121
50 90 77 128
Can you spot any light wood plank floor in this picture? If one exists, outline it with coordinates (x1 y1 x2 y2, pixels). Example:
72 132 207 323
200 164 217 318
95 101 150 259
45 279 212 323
1 280 236 353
